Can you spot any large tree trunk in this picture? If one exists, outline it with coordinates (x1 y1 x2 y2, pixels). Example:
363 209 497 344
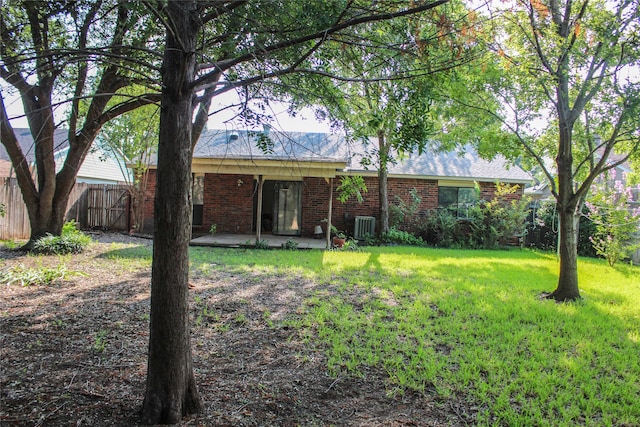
0 93 71 250
140 1 202 424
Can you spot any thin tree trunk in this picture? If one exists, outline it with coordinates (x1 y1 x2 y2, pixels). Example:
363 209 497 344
378 130 390 234
546 119 581 302
551 207 581 301
140 1 202 423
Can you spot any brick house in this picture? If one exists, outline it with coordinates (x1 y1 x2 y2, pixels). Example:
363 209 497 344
140 129 532 238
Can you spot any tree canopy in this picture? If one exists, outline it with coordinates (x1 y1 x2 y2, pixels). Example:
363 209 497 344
450 0 640 300
274 1 483 233
1 0 161 244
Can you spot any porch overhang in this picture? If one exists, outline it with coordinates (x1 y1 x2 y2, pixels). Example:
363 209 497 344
190 157 347 179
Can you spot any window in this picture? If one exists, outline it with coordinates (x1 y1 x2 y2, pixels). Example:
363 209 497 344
192 174 204 226
438 186 478 218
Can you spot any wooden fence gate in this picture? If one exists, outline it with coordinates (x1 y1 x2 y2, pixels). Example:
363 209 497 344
1 178 130 240
83 186 130 230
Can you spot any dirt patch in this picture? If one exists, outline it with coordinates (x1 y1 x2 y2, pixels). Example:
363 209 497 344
1 234 468 426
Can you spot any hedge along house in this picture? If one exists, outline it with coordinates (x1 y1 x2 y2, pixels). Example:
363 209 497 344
140 128 532 244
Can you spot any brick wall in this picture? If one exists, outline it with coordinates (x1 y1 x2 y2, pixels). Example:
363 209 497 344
301 177 331 236
140 170 526 237
330 177 441 235
479 182 524 202
141 169 156 233
202 173 254 234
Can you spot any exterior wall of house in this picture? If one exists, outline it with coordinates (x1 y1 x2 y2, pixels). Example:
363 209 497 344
141 169 157 233
301 177 332 236
333 179 524 236
139 171 526 238
202 173 255 234
333 177 441 236
479 181 524 202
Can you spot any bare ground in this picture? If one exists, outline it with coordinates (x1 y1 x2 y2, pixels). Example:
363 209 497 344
1 234 471 426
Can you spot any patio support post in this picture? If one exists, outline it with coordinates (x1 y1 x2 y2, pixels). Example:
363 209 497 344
327 178 333 249
256 175 264 242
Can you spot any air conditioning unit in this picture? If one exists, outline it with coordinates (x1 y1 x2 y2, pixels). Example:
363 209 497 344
354 216 376 240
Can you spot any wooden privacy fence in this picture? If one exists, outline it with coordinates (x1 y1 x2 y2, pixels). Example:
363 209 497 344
0 178 130 240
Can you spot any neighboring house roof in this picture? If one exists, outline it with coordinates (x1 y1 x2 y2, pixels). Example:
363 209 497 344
0 128 129 183
54 147 130 184
188 129 533 184
524 181 553 201
0 127 70 165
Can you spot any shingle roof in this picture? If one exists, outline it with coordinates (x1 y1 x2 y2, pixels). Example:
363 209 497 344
368 146 532 182
193 129 533 184
0 128 70 164
193 129 347 162
1 128 129 183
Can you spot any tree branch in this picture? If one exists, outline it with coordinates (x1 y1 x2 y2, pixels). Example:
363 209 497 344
0 93 38 208
70 0 103 138
190 0 450 89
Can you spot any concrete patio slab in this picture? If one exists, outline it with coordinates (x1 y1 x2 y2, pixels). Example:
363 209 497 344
190 234 329 250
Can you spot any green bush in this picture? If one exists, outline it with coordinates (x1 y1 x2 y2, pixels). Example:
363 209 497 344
417 208 463 247
282 238 298 250
586 180 640 266
466 183 530 249
0 263 82 286
32 221 93 255
253 239 270 249
416 184 531 250
380 227 424 246
389 188 422 230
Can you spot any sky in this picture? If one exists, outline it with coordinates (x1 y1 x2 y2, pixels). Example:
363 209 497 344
206 91 333 133
1 84 334 134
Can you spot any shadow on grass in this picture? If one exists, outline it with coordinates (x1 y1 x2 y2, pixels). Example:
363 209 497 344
97 243 153 261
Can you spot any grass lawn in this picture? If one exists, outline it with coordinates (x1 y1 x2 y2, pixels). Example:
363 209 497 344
187 245 640 427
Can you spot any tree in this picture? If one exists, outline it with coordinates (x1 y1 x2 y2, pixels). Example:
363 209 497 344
142 0 451 423
454 0 640 301
0 1 161 247
282 3 483 234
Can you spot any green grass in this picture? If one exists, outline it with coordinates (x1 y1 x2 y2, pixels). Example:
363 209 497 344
99 242 153 271
305 247 640 426
102 243 640 426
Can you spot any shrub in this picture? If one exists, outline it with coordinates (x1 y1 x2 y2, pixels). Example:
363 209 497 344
390 188 421 230
417 208 462 247
467 183 530 249
0 263 82 286
32 220 93 255
254 239 270 249
282 238 298 250
586 178 640 266
528 200 597 257
380 227 424 246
